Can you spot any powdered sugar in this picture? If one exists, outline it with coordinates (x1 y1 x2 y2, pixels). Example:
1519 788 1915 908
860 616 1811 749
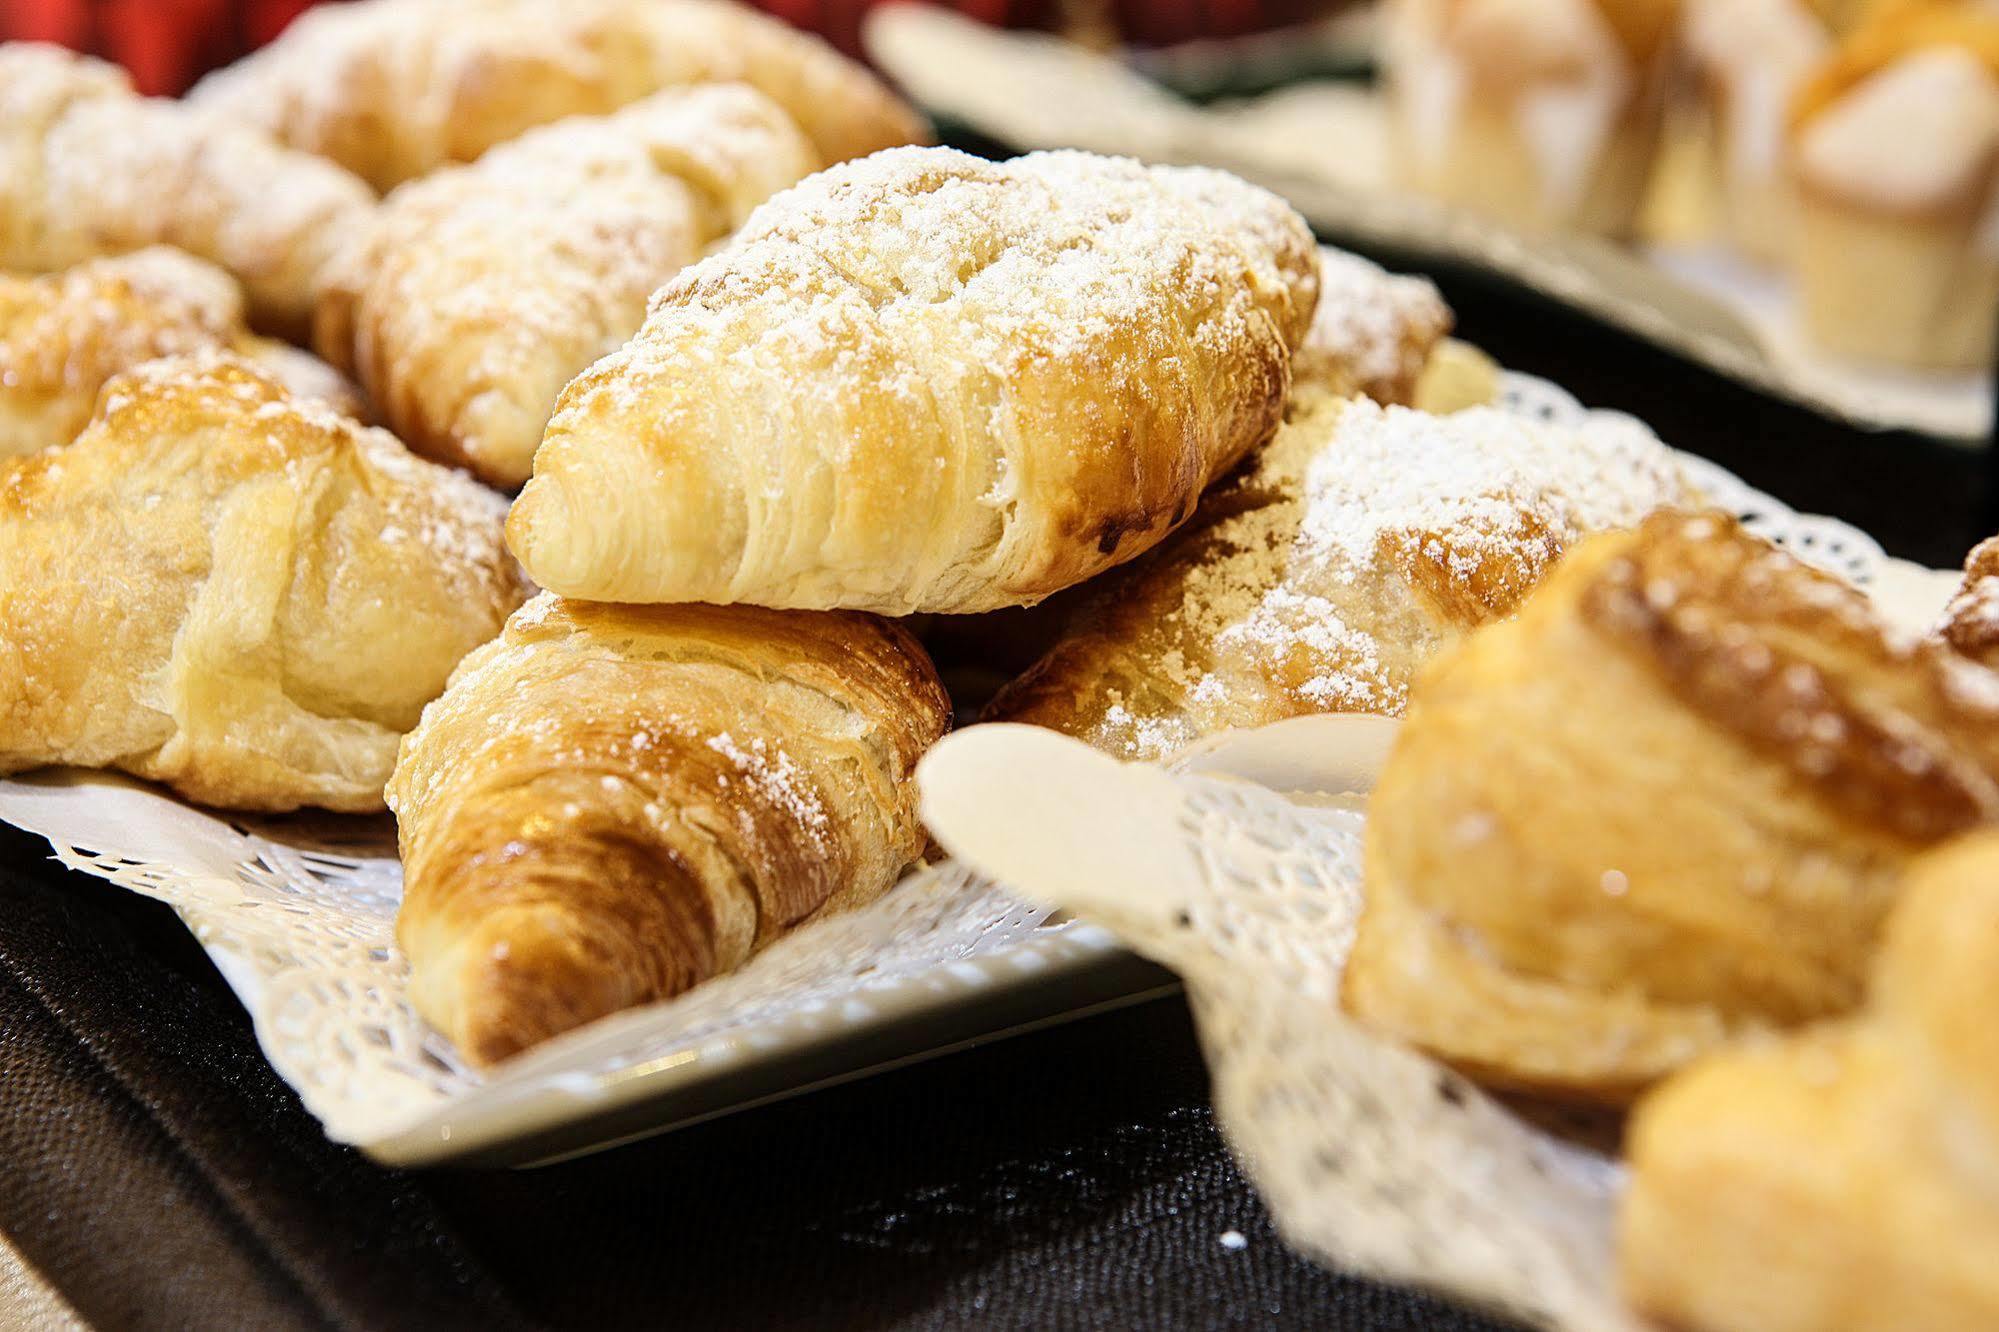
1296 248 1451 402
706 731 832 849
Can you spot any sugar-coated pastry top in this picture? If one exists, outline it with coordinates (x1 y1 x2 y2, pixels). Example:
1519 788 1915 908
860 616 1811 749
988 397 1693 759
190 0 927 191
508 146 1320 615
315 83 818 488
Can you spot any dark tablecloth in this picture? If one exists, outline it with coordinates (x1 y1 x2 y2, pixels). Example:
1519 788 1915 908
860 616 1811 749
0 250 1982 1331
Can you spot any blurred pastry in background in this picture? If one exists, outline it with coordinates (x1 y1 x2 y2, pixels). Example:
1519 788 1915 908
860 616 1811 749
0 42 374 336
1381 0 1682 236
315 84 816 489
1346 510 1999 1101
1680 0 1832 262
1942 533 1999 667
1621 830 1999 1332
1788 3 1999 368
189 0 929 192
0 247 361 458
986 398 1691 760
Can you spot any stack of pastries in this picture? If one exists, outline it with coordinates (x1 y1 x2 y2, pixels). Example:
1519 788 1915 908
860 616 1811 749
2 3 1995 1318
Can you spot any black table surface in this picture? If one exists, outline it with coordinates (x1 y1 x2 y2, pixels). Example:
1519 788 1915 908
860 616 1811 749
0 249 1983 1331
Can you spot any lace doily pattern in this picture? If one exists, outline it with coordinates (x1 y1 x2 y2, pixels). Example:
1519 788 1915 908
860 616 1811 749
0 372 1897 1174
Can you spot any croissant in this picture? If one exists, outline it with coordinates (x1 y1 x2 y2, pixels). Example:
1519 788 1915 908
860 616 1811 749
508 147 1320 615
315 85 816 489
190 0 927 193
0 248 362 457
986 397 1693 760
387 594 950 1064
1345 510 1999 1101
1621 830 1999 1332
0 44 374 335
0 352 525 812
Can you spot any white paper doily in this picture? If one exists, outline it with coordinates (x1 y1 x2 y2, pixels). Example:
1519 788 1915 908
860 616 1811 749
0 370 1936 1172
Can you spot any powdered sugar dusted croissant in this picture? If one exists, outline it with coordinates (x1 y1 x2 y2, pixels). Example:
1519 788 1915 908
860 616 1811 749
315 84 816 489
1347 510 1999 1101
1622 830 1999 1332
388 595 950 1064
1941 534 1999 669
0 43 373 335
0 248 361 457
508 146 1320 615
0 353 524 812
987 398 1694 759
190 0 927 192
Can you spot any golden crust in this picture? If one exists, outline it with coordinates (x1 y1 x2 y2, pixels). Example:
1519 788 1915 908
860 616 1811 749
987 398 1693 761
1621 831 1999 1332
0 249 362 457
1345 510 1999 1101
0 43 374 335
315 85 816 489
0 352 525 812
388 594 950 1065
507 147 1320 615
1289 248 1453 406
190 0 928 192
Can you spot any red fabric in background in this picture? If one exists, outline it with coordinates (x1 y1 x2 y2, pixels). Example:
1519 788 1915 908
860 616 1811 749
2 0 1338 94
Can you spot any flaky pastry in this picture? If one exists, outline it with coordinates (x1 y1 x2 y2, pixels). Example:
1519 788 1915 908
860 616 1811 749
389 594 949 1064
0 353 525 812
1290 247 1453 406
987 398 1692 760
1621 830 1999 1332
1941 533 1999 667
190 0 927 192
1345 510 1999 1100
315 85 816 489
508 146 1319 615
0 43 373 335
0 248 361 457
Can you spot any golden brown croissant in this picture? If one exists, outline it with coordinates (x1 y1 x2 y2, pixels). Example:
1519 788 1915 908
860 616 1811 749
0 248 362 457
1621 830 1999 1332
387 595 950 1064
986 398 1693 760
0 43 374 335
1345 510 1999 1101
189 0 927 193
315 84 816 489
508 147 1320 615
0 352 525 812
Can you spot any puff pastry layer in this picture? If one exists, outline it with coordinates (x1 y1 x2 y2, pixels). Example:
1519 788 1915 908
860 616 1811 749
1346 510 1999 1100
1622 830 1999 1332
316 85 815 489
508 146 1320 615
0 248 361 457
988 398 1692 759
0 353 524 812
